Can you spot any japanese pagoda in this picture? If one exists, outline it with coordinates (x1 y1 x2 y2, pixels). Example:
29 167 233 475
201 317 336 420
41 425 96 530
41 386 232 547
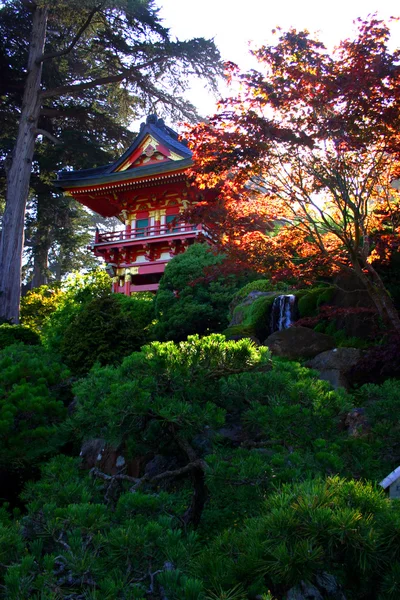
55 115 212 294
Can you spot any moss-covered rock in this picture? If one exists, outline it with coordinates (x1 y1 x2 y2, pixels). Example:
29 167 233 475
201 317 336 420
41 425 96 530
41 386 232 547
296 286 335 318
225 294 279 340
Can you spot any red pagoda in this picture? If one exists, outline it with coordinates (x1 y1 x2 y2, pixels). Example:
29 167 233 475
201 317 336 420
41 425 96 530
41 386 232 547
55 115 211 294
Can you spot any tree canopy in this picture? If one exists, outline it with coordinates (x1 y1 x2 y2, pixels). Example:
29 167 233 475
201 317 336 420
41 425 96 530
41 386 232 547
0 0 223 321
187 16 400 332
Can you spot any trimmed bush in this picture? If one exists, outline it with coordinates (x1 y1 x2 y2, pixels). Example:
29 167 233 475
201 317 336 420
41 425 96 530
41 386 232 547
225 294 278 340
20 285 65 334
0 344 69 470
296 286 335 318
60 293 154 375
154 244 252 341
196 477 400 600
0 324 40 350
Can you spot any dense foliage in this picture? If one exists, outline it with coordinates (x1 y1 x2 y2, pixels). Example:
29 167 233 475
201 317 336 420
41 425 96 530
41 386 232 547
154 244 252 341
0 344 69 472
0 323 40 349
60 293 154 375
33 270 154 375
42 270 113 352
0 333 399 598
187 17 400 333
20 285 65 333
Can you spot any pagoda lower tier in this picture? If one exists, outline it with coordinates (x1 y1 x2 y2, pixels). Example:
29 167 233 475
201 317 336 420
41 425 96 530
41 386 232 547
93 220 204 293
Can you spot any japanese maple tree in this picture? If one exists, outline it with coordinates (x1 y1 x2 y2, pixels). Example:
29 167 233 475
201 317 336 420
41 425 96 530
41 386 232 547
187 17 400 333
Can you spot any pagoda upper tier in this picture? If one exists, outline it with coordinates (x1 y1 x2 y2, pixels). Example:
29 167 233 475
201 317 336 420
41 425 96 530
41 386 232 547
54 115 214 293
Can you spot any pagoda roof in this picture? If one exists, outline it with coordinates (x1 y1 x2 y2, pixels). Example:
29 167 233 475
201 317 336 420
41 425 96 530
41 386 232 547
55 114 193 191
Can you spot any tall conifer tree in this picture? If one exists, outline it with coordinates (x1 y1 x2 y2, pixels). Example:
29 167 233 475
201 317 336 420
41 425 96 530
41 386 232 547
0 0 222 321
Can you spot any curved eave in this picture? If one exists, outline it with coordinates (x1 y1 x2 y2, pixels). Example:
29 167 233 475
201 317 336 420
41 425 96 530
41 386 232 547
54 158 193 191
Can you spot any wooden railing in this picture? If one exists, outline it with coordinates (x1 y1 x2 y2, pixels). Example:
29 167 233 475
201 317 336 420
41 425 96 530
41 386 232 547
95 222 201 244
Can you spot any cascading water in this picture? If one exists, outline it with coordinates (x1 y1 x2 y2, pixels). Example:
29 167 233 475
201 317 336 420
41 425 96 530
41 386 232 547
270 294 297 333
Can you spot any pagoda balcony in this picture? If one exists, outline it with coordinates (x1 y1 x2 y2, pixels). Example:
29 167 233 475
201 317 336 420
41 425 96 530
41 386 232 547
93 222 203 248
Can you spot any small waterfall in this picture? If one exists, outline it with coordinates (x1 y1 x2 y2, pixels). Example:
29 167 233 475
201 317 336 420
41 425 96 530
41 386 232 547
270 294 297 333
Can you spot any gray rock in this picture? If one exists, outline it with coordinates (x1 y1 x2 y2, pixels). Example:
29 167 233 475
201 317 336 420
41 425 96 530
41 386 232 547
345 407 370 437
218 424 245 445
229 291 277 326
144 455 178 478
306 347 361 389
287 581 323 600
265 326 335 360
315 572 347 600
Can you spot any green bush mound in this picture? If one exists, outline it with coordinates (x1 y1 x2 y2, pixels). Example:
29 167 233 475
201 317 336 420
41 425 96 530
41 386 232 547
231 278 280 305
0 324 40 350
153 244 252 341
224 294 278 341
20 284 65 334
196 477 400 600
295 285 335 318
2 468 399 599
0 344 69 470
59 293 154 376
1 335 400 599
1 455 206 600
42 269 113 353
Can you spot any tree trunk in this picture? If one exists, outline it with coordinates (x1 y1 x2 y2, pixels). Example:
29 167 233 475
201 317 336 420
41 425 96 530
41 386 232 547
31 235 51 288
353 260 400 334
0 7 47 322
31 193 53 289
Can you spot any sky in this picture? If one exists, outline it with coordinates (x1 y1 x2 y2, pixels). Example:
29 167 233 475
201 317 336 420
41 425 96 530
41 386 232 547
158 0 400 118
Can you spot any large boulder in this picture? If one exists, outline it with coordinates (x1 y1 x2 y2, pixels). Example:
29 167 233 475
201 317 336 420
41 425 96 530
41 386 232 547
79 438 144 477
306 347 362 389
265 326 335 360
286 574 346 600
344 407 371 437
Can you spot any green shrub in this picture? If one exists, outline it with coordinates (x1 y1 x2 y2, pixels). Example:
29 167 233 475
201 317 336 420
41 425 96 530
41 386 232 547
1 455 203 600
232 278 292 306
296 286 335 317
42 269 112 353
0 345 69 470
195 477 400 600
0 324 40 349
225 294 278 341
154 244 252 341
69 334 271 450
20 285 65 334
60 293 154 375
232 279 275 303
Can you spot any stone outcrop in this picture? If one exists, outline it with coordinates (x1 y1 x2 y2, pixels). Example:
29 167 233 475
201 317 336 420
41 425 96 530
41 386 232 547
345 407 371 437
228 291 276 327
79 438 144 477
265 326 335 360
306 347 362 389
285 574 346 600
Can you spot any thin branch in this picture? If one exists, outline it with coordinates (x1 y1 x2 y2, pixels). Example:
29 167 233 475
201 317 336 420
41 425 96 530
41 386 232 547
90 459 206 493
36 5 102 64
35 128 62 145
41 71 130 99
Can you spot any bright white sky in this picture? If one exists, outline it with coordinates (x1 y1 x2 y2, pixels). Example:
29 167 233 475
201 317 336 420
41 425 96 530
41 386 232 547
159 0 400 118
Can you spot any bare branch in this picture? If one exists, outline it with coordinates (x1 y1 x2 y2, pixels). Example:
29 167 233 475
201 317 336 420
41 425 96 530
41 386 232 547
35 128 62 145
40 71 130 98
90 459 206 493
